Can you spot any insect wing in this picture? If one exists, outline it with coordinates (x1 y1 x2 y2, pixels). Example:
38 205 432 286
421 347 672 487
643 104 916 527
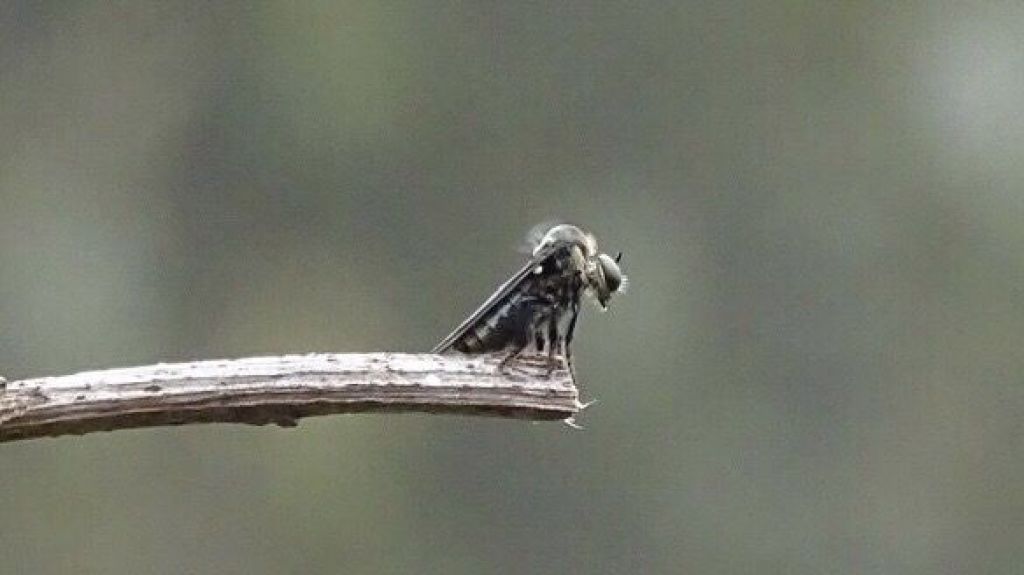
432 245 559 354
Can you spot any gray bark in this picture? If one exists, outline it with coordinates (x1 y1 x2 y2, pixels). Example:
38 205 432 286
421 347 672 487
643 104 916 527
0 353 580 442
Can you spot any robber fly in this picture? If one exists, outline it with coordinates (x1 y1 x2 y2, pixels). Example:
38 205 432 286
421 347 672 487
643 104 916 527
432 223 626 374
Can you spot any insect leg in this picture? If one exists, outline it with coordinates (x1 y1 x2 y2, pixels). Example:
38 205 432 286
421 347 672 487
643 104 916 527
564 290 582 381
544 313 561 375
498 343 528 374
566 305 578 362
497 296 541 374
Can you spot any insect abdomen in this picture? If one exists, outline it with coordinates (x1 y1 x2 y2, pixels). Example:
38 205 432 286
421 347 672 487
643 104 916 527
453 294 544 353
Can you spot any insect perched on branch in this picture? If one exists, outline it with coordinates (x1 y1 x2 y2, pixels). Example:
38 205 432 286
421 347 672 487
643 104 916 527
433 223 627 374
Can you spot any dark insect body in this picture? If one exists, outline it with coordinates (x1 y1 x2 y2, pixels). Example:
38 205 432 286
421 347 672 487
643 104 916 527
432 223 625 374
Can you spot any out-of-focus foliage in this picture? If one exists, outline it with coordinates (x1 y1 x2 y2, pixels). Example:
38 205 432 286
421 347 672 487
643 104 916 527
2 2 1022 573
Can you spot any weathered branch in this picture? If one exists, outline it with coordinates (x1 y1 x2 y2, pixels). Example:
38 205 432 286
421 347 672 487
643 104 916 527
0 353 581 443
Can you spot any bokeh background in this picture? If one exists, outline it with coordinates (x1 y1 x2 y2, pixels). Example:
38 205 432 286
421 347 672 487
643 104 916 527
2 2 1023 573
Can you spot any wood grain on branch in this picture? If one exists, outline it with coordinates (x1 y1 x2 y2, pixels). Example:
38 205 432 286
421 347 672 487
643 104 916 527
0 353 580 443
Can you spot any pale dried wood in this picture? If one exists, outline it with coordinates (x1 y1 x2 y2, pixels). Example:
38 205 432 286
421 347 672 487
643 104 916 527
0 353 581 443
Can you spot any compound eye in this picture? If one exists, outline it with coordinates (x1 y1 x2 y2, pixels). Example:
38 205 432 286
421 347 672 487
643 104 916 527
597 253 623 294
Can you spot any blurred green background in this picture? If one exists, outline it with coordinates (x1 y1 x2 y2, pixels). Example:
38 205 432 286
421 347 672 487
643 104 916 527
2 2 1023 574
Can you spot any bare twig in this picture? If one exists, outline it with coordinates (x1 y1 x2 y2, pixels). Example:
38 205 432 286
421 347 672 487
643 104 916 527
0 353 580 443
